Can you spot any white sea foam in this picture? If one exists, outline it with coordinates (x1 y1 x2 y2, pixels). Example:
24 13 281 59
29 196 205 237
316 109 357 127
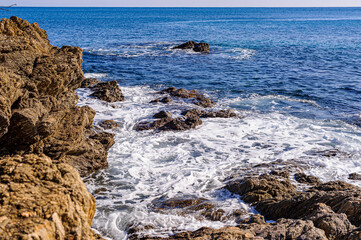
84 73 108 79
78 84 361 239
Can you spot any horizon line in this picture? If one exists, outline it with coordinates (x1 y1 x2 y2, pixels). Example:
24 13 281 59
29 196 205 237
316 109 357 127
10 6 361 8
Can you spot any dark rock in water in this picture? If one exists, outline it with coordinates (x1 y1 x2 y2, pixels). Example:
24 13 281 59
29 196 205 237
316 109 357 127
182 108 237 119
150 96 172 104
157 87 215 108
81 78 101 88
153 111 172 119
99 120 120 130
136 115 202 132
90 80 125 102
349 173 361 180
294 172 322 185
173 41 210 53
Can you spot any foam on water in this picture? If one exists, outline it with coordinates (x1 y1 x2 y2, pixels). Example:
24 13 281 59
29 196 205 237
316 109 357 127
77 82 361 239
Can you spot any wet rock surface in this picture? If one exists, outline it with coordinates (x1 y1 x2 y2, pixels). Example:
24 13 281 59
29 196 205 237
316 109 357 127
173 41 210 53
348 173 361 180
90 80 125 102
136 114 202 131
99 119 120 130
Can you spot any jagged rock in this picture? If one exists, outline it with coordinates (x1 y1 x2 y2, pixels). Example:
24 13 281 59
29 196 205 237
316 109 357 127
0 154 103 240
81 77 101 88
157 87 215 108
182 108 237 119
294 172 322 185
153 111 172 119
225 172 361 239
136 113 202 132
99 120 120 129
135 218 327 240
305 203 355 239
225 174 296 203
173 41 210 53
349 173 361 180
0 17 113 176
90 80 125 102
150 96 172 104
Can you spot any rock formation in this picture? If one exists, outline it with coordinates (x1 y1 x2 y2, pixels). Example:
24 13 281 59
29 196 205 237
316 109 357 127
173 41 210 53
0 16 113 239
0 154 103 240
0 16 113 176
90 80 125 102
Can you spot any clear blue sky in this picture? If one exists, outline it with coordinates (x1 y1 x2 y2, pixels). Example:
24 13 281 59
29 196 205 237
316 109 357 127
2 0 361 7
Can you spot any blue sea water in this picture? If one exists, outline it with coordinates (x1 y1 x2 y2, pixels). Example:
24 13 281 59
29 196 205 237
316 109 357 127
3 7 361 239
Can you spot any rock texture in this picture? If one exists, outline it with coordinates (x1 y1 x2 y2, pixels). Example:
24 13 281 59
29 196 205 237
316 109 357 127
90 80 125 102
0 16 113 176
0 154 102 240
0 17 112 239
173 41 210 53
81 77 101 88
157 87 215 108
225 172 361 240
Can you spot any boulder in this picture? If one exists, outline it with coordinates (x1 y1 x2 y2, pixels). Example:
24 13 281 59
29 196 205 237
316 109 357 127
173 41 210 53
99 120 120 130
349 173 361 180
90 80 125 102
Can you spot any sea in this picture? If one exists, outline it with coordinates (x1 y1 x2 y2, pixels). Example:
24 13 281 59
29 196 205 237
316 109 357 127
3 7 361 239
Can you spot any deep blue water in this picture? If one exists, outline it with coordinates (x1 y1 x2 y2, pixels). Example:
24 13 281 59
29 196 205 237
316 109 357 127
3 7 361 124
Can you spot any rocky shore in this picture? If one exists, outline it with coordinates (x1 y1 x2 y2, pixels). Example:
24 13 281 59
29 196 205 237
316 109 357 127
1 16 360 240
0 16 117 239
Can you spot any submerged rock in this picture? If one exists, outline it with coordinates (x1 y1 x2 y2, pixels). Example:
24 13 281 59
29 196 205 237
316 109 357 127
150 96 172 104
90 80 125 102
136 114 202 132
173 41 210 53
182 108 238 118
349 172 361 180
99 119 120 130
0 154 102 240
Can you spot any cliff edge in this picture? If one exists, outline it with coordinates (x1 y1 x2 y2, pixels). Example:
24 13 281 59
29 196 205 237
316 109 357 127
0 16 113 239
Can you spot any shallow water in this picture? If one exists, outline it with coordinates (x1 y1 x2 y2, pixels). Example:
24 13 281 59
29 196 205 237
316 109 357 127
4 7 361 239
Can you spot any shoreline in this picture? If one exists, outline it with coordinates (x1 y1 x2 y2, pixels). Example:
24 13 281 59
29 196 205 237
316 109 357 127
1 16 361 240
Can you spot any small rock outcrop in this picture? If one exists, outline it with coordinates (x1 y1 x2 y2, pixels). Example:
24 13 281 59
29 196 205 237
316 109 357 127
81 77 101 88
157 87 215 108
90 80 125 102
99 120 120 130
173 41 210 53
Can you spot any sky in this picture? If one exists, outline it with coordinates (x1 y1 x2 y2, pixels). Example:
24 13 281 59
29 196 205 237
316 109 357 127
1 0 361 7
